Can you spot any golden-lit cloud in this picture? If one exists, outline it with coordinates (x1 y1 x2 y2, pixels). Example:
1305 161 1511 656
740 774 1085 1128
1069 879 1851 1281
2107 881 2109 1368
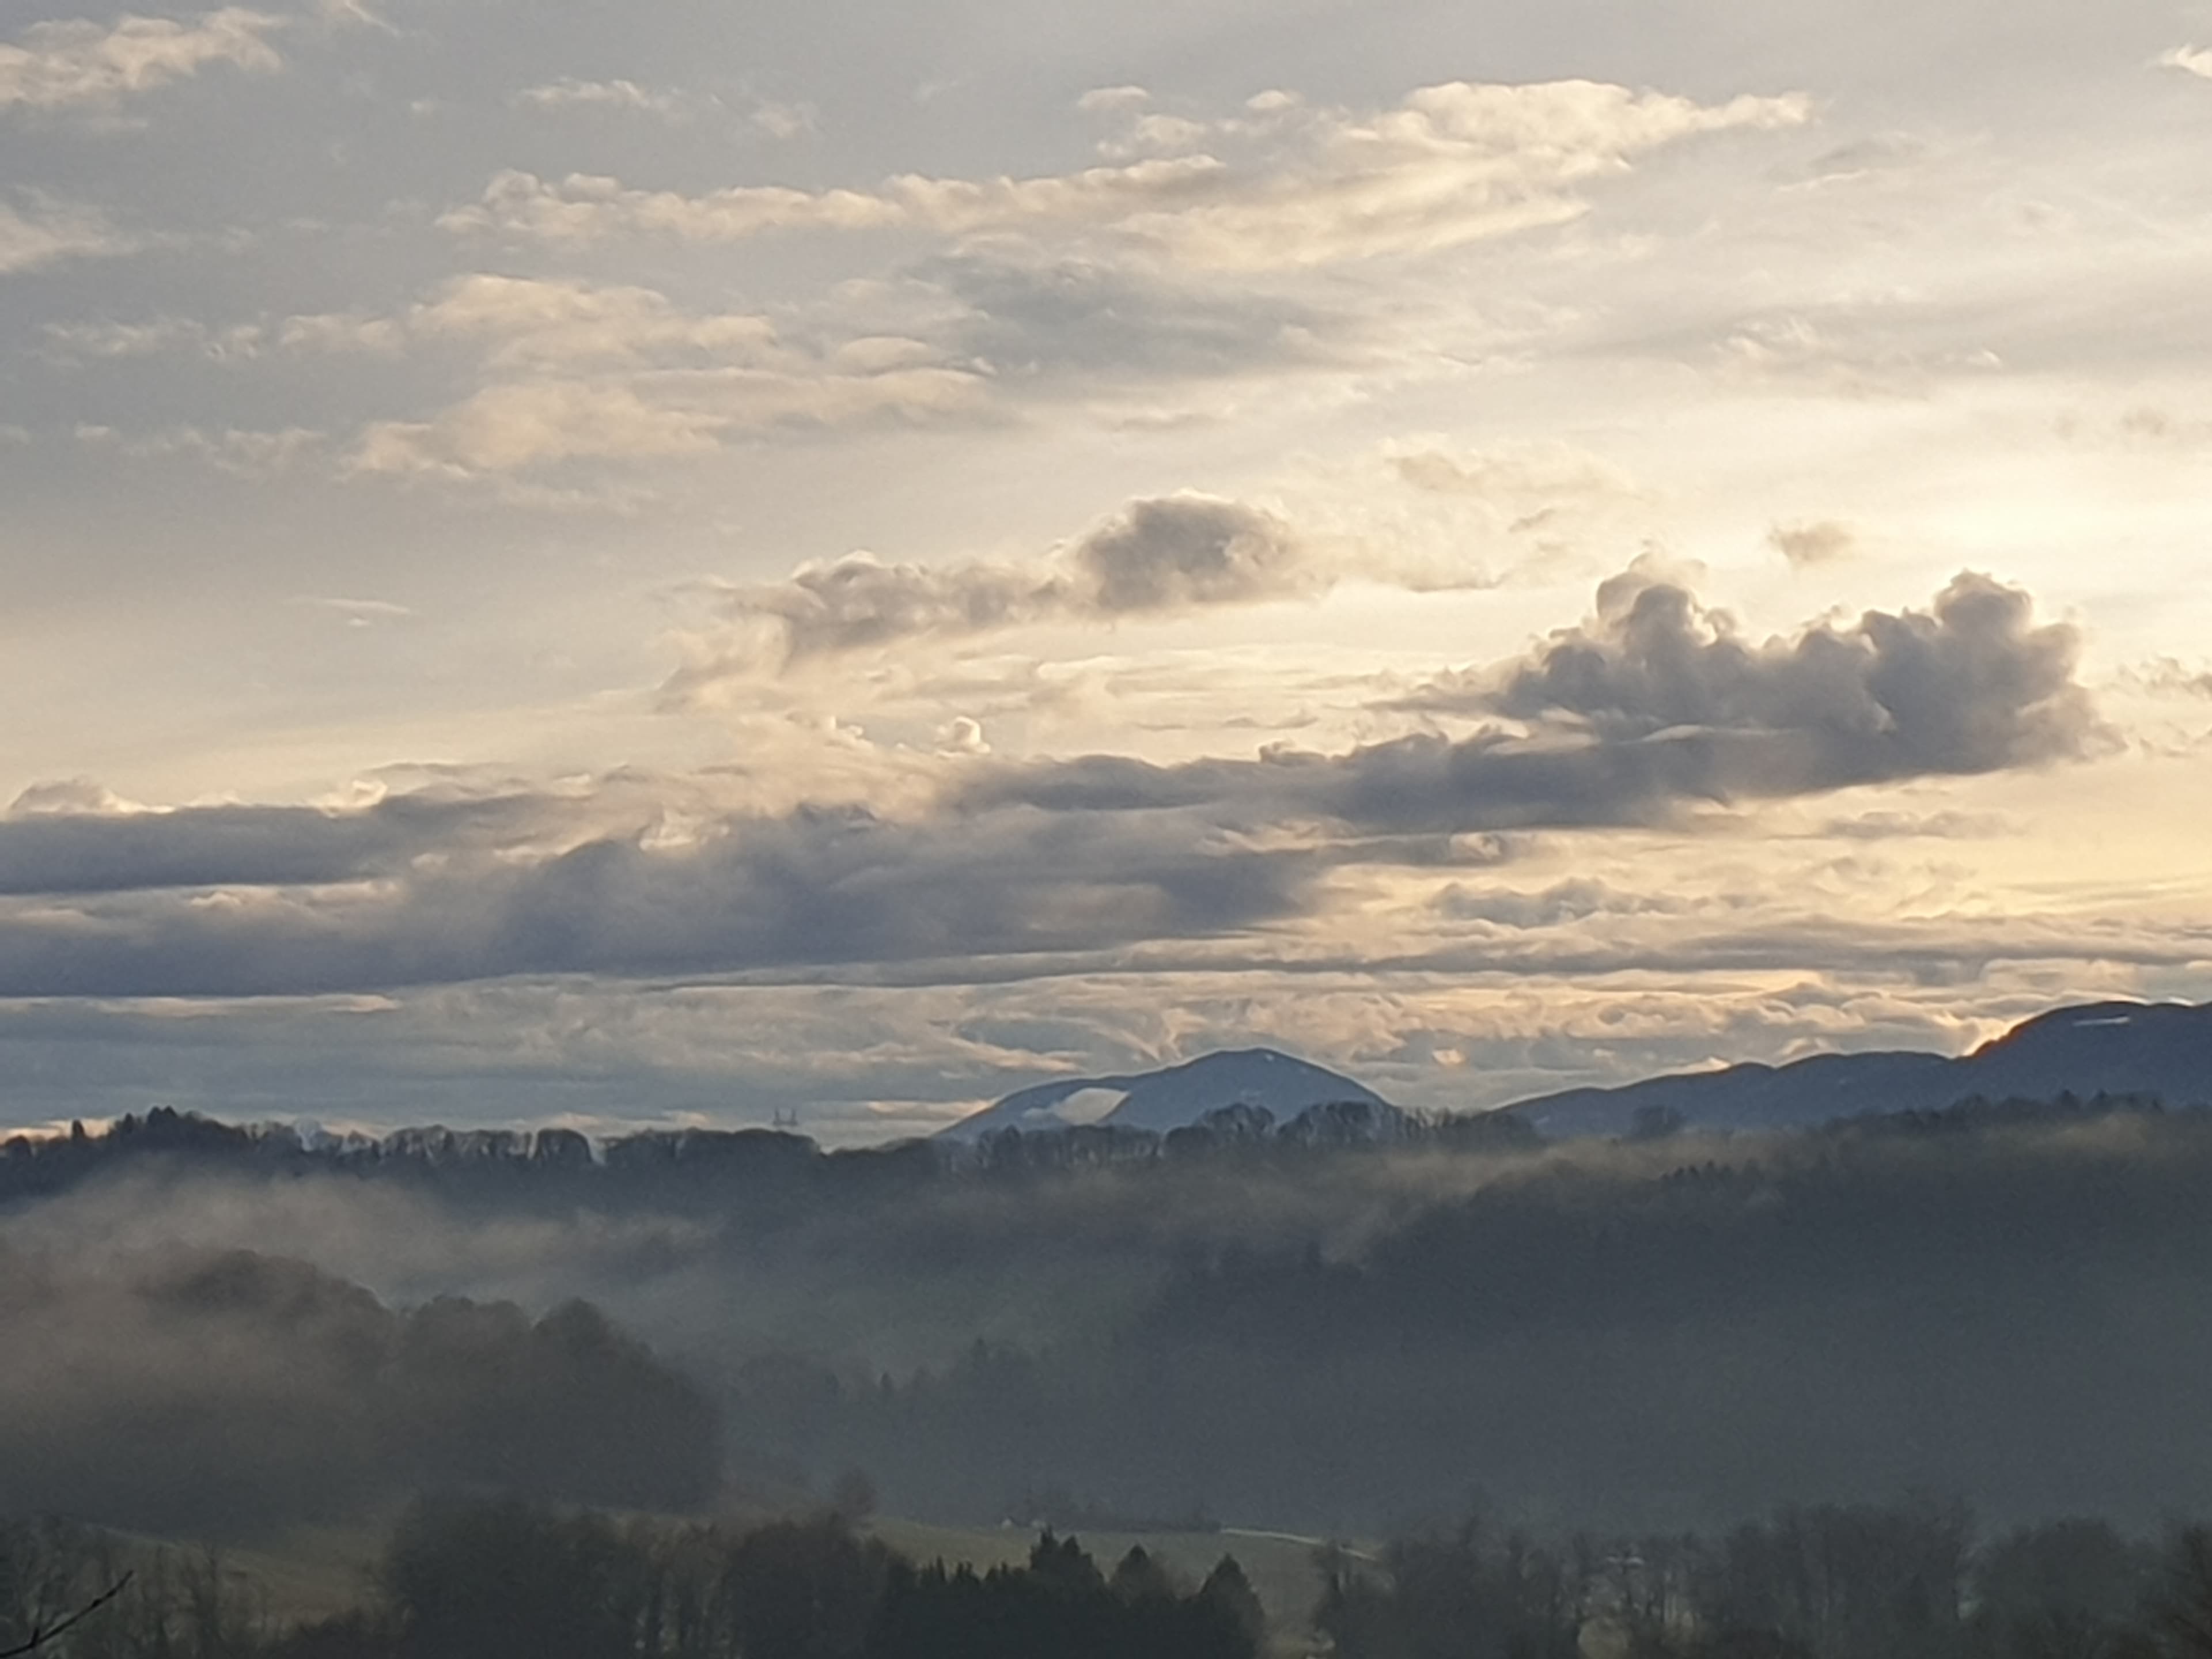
0 7 283 111
442 79 1809 270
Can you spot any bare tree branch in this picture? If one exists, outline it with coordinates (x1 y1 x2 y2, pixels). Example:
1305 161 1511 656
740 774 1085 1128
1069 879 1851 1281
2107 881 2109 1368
0 1572 134 1658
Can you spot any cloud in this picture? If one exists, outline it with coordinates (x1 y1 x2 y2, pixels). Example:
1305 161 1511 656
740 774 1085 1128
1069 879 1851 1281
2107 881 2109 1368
0 785 556 895
1486 566 2100 772
291 274 981 478
921 250 1347 380
2122 658 2212 700
979 567 2108 834
279 275 793 369
406 274 786 368
1432 877 1680 928
1078 493 1315 612
0 570 2105 1004
0 194 132 274
668 495 1337 685
442 78 1809 270
0 793 1317 998
1387 440 1656 566
1077 85 1150 115
1768 519 1858 567
512 78 702 121
287 259 1348 482
2160 46 2212 81
1793 131 1930 184
1715 307 2005 396
351 369 978 478
292 594 413 626
0 7 283 111
103 423 325 476
41 314 265 361
1812 809 2010 841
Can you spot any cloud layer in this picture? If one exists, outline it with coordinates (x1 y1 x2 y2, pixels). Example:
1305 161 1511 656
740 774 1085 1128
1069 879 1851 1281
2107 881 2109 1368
0 569 2102 1004
0 8 282 112
444 79 1809 270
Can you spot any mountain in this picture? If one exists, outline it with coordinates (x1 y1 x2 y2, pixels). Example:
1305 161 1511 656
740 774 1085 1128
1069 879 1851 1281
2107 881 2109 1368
1502 998 2212 1139
937 1047 1403 1141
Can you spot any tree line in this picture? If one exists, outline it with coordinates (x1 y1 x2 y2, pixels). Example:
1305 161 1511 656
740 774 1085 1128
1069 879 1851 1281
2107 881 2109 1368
20 1496 2212 1659
1317 1500 2212 1659
1 1506 1263 1659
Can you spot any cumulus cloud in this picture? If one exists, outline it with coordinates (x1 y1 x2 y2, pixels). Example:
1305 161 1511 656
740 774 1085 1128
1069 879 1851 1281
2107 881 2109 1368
1486 566 2100 773
980 566 2108 834
442 78 1809 270
669 495 1319 682
1768 519 1858 567
0 194 132 274
0 7 283 111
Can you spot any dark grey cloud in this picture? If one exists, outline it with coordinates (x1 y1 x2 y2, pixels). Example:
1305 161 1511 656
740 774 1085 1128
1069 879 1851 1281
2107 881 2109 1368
0 570 2106 1003
670 493 1312 683
0 798 1316 998
0 786 550 895
978 568 2107 833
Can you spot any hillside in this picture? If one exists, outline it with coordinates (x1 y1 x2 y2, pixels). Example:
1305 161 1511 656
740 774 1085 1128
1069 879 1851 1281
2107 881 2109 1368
1503 999 2212 1139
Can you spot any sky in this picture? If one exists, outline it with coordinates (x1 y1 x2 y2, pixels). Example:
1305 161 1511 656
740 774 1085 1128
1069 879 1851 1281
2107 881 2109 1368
4 0 2212 1142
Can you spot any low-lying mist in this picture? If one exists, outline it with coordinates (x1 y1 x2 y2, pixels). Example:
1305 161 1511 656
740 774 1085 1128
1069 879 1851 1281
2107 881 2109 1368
6 1099 2211 1538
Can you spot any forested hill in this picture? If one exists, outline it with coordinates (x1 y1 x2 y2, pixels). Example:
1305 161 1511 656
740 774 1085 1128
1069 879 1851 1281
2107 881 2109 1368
1503 998 2212 1138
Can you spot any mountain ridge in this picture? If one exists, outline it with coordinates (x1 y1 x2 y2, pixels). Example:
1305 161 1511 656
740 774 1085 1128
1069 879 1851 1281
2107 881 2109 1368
1501 997 2212 1138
